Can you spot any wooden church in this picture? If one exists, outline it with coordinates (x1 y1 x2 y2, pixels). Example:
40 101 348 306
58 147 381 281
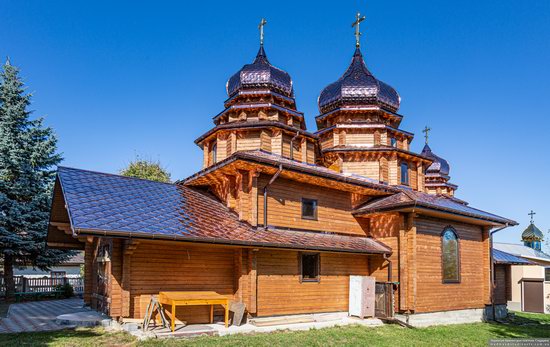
47 15 517 327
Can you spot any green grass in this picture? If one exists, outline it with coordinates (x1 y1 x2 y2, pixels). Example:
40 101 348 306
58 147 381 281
2 312 549 347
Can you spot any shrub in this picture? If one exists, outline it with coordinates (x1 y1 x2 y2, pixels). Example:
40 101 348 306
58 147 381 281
54 283 74 298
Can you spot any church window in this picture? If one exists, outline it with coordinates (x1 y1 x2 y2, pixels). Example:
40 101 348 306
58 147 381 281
400 163 409 185
441 227 460 283
211 143 217 164
301 198 317 220
300 252 320 282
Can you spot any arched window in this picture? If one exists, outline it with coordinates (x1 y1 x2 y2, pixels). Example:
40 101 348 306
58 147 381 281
441 227 460 283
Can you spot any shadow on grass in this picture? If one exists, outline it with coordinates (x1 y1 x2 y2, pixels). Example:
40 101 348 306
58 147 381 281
1 328 135 347
483 314 550 340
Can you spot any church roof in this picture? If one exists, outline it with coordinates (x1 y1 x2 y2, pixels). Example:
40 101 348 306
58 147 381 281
226 46 293 98
494 242 550 263
49 166 391 255
353 190 517 226
318 47 400 114
421 144 450 177
522 223 544 240
492 248 534 265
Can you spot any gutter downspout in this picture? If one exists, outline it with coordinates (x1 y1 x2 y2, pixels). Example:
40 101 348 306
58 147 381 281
490 223 510 322
263 164 283 230
289 132 300 161
383 253 392 282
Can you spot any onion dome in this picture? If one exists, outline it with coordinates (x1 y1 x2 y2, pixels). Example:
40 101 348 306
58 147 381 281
421 144 450 177
522 223 544 241
226 46 293 98
318 47 400 114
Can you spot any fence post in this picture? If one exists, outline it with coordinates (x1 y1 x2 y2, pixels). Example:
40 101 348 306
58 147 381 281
22 277 27 293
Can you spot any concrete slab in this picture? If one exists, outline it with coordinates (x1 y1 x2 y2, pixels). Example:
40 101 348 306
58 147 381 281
395 308 485 327
129 312 383 340
56 310 111 327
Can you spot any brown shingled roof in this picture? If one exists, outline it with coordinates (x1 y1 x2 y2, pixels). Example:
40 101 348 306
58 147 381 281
51 166 391 255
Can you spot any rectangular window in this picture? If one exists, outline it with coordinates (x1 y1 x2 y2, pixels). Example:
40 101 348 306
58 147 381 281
300 253 320 282
390 137 397 147
301 198 318 220
50 271 66 278
211 143 217 164
545 268 550 282
400 163 409 185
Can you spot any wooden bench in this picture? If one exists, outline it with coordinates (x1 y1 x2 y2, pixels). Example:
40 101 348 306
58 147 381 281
158 291 230 332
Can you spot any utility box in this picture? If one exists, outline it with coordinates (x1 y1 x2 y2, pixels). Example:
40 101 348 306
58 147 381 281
349 275 375 318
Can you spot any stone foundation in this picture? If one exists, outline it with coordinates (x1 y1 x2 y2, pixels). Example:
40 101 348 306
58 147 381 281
395 308 486 327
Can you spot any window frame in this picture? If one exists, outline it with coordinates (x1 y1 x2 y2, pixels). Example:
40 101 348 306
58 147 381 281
50 271 66 279
211 142 217 164
441 226 461 284
545 267 550 282
301 198 318 221
400 162 409 186
299 252 320 283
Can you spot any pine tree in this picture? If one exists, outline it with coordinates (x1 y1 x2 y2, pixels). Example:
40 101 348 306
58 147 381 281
0 58 75 301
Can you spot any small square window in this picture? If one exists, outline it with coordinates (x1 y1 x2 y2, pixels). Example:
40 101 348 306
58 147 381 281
301 198 317 220
545 268 550 282
300 253 320 282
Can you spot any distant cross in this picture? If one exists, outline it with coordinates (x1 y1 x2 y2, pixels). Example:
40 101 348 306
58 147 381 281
528 210 536 224
422 126 431 144
259 18 267 46
351 12 366 48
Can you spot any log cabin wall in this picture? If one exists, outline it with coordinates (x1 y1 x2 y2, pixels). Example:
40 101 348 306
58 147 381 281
127 241 236 323
257 176 368 236
493 264 510 305
367 213 403 310
256 250 370 316
414 217 490 312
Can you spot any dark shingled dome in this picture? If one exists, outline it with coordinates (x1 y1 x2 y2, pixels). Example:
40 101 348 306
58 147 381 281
226 46 293 98
318 47 400 114
421 144 450 177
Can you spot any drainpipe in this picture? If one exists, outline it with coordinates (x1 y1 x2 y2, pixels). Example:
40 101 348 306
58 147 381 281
490 223 510 321
289 132 300 161
263 164 283 229
384 253 392 282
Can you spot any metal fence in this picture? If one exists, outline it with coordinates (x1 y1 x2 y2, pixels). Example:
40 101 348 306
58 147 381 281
0 276 83 295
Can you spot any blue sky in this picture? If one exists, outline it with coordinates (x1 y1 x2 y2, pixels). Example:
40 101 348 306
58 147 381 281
1 1 549 247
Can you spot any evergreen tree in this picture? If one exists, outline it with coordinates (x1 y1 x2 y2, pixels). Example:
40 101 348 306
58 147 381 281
0 58 74 301
121 156 171 183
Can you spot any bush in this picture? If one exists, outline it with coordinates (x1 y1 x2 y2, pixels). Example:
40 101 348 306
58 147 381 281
54 283 74 298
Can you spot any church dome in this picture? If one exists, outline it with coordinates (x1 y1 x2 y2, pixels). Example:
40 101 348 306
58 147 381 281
318 48 400 114
226 46 293 98
421 144 450 177
522 223 544 241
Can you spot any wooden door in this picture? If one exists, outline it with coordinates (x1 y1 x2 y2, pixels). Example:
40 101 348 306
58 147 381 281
523 280 544 313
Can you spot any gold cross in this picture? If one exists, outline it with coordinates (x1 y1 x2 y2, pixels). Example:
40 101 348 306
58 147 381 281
422 126 431 144
528 210 536 224
352 12 366 48
259 18 267 46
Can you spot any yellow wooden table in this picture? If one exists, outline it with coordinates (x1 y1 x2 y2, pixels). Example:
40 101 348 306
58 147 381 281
158 291 230 332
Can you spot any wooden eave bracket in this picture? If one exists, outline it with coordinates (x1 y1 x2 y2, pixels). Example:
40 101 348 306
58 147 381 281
124 239 140 255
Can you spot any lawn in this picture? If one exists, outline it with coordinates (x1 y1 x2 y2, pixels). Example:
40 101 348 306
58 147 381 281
2 312 549 347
